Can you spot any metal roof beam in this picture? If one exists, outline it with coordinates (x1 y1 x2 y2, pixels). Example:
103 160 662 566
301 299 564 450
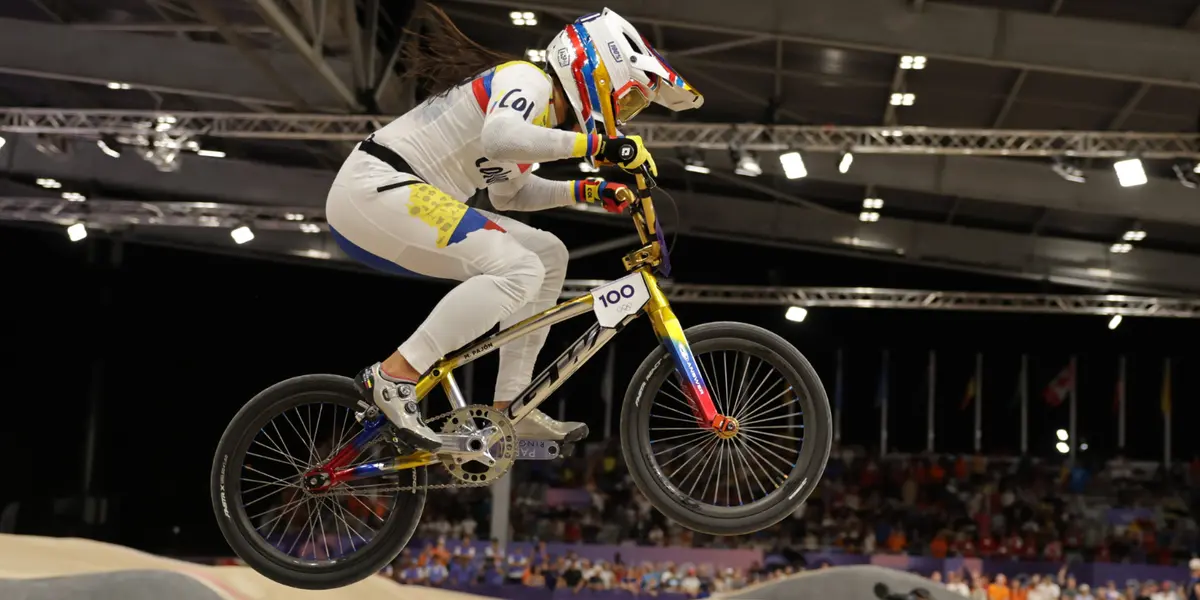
4 129 1200 294
455 0 1200 89
701 150 1200 229
0 16 353 109
2 109 1198 158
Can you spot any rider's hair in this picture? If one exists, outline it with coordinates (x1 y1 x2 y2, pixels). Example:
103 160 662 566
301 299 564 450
401 4 520 97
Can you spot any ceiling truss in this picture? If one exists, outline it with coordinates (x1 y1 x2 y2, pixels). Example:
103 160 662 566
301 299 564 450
4 196 1198 317
2 109 1199 158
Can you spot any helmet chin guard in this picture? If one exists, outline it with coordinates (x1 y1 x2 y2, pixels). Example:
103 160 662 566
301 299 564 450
546 8 703 160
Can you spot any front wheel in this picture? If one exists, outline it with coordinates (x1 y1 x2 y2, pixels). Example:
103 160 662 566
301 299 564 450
620 322 831 536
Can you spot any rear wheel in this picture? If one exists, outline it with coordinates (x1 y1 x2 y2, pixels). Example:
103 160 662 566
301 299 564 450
620 322 831 536
211 374 426 589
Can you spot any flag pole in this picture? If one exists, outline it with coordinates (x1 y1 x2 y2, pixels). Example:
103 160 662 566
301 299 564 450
1163 357 1172 469
880 349 889 457
1020 354 1028 455
926 350 936 452
834 348 843 445
974 352 983 453
1117 355 1126 451
1068 355 1078 463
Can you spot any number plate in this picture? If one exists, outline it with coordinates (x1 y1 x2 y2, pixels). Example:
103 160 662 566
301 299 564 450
516 439 560 460
590 272 650 328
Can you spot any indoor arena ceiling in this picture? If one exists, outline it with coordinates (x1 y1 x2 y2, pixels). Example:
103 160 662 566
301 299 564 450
4 0 1200 294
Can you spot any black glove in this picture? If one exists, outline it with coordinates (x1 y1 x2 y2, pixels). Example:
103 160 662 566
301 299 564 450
597 135 657 176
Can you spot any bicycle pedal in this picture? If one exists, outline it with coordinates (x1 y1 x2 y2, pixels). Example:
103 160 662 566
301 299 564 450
515 439 563 460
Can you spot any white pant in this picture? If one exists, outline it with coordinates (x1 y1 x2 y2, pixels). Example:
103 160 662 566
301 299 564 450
325 152 568 405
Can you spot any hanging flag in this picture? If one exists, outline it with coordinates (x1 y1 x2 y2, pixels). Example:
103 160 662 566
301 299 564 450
1043 361 1074 407
960 375 976 411
1161 359 1172 416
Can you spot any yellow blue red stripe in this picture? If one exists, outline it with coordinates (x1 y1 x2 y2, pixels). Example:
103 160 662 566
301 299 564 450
448 207 505 245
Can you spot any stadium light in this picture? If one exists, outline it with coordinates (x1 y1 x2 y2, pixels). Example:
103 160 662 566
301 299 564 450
1113 158 1147 187
1056 429 1068 441
1055 442 1069 454
838 151 854 174
1108 314 1123 330
779 151 807 179
230 226 254 244
66 222 87 242
785 306 808 322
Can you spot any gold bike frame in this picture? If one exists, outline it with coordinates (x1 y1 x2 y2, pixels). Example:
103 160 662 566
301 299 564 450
386 171 723 472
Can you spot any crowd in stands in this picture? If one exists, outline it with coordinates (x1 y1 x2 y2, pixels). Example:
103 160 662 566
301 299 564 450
417 439 1200 563
394 439 1200 597
918 561 1200 600
380 537 759 597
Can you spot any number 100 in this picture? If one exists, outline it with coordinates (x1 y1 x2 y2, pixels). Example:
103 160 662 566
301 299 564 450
598 284 636 307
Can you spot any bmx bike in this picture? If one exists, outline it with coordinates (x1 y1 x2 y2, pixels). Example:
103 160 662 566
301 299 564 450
209 166 832 589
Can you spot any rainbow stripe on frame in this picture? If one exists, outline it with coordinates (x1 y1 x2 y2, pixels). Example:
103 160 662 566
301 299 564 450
653 308 717 424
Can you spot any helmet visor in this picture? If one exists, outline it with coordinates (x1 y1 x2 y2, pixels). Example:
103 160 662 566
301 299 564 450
613 80 653 124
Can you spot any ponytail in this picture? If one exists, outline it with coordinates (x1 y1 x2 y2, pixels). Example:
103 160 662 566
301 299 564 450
400 4 520 97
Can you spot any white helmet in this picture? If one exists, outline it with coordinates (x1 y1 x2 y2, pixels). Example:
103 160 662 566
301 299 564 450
546 9 703 141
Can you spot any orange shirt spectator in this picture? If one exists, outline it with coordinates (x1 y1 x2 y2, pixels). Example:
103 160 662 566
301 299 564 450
988 575 1012 600
886 529 907 553
1011 585 1028 600
930 462 946 483
930 535 948 558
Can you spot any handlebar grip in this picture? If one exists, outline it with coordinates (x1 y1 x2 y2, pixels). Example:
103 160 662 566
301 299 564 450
614 186 636 205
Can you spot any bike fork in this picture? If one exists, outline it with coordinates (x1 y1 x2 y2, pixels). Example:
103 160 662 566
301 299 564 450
643 278 728 433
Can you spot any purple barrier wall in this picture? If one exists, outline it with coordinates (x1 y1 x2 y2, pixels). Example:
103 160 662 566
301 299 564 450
431 540 764 571
859 555 1188 586
434 583 691 600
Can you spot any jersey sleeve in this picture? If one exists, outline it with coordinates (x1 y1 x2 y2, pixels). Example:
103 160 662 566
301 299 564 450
478 61 602 163
488 173 577 212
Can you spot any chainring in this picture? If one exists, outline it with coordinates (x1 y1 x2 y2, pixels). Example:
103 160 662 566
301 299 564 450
436 405 517 486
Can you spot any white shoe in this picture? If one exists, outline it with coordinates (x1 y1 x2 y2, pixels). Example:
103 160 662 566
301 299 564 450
513 408 589 443
357 363 442 452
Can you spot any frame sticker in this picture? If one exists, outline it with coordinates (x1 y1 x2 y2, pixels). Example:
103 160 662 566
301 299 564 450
591 272 649 328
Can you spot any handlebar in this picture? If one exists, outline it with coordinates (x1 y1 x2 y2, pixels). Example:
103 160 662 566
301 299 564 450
615 164 671 276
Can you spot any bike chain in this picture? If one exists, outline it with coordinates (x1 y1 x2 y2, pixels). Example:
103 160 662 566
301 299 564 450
321 406 503 497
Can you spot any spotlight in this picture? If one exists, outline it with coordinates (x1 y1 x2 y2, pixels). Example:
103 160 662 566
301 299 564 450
106 82 132 90
510 11 537 26
1056 429 1068 441
785 306 808 322
1110 242 1132 253
197 149 226 158
231 226 254 244
838 151 854 174
734 151 761 177
1122 229 1145 242
889 93 915 106
1055 442 1069 454
1113 158 1147 187
62 192 86 202
299 223 321 233
36 178 62 189
683 158 710 174
526 48 547 63
66 223 87 241
1173 163 1199 189
859 211 880 222
863 197 884 210
779 151 807 179
899 55 926 70
97 139 121 158
1051 157 1086 183
1108 315 1123 330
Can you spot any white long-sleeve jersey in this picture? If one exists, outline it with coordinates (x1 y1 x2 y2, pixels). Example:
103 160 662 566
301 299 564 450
372 60 603 211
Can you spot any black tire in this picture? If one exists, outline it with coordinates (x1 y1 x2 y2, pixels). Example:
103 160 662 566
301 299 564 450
211 374 426 589
620 322 831 536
